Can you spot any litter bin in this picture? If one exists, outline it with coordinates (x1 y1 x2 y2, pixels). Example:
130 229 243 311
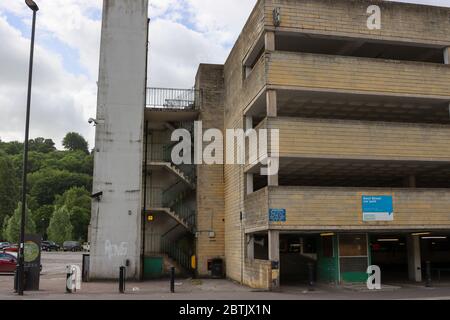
211 258 224 279
14 268 30 292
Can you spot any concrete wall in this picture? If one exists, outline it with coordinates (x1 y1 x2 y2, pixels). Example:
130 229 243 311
223 2 266 282
263 117 450 162
195 64 226 276
244 186 450 230
266 52 450 99
265 0 450 46
89 0 148 280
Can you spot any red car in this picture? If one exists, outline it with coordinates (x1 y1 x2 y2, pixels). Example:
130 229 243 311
3 244 18 253
0 252 17 273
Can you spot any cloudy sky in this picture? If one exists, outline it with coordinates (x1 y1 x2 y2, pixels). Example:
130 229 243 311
0 0 449 149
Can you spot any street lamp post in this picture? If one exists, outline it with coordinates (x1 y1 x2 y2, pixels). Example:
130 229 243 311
17 0 39 296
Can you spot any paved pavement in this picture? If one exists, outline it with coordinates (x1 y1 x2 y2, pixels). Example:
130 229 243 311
1 252 450 300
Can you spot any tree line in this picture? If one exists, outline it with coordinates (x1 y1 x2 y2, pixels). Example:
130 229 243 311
0 132 93 244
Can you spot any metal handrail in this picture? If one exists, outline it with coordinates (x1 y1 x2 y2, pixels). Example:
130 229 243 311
146 87 201 110
161 237 191 271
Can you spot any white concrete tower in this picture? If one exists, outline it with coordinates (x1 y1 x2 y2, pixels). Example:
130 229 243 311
89 0 149 280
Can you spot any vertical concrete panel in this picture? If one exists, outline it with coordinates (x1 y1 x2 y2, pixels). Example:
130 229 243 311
407 235 422 282
89 0 148 280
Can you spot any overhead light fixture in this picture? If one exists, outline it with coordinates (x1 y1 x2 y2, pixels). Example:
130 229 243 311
377 238 399 242
320 233 335 237
25 0 39 11
412 232 431 236
422 236 447 240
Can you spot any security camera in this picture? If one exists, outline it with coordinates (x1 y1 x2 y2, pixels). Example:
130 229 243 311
88 118 98 126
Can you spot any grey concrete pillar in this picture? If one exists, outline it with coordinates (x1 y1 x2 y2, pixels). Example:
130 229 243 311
266 90 277 117
246 234 255 260
407 235 422 282
268 173 279 187
246 173 254 195
268 230 280 289
265 31 275 52
404 175 416 188
444 47 449 64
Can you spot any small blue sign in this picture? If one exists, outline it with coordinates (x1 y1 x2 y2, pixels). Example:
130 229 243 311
269 209 286 222
362 196 394 222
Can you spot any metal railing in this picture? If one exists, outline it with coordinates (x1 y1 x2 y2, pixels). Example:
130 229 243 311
172 201 196 228
161 238 192 271
146 87 201 110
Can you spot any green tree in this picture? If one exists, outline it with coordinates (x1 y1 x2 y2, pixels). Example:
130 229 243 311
62 132 89 154
28 169 92 207
0 153 19 230
1 215 9 240
55 187 91 242
32 205 54 239
29 137 56 154
47 206 73 244
4 202 36 243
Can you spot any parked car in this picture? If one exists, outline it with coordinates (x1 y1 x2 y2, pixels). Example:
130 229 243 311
3 244 18 253
0 252 42 274
0 252 17 273
63 241 82 252
82 242 90 252
0 242 11 250
41 241 60 252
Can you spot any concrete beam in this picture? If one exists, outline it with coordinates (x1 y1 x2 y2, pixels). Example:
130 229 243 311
265 31 275 52
407 235 422 282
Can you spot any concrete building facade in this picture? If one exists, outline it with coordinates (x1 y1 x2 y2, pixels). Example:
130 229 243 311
90 0 450 288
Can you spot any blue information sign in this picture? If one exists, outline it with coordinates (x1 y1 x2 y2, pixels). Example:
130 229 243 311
362 196 394 221
269 209 286 222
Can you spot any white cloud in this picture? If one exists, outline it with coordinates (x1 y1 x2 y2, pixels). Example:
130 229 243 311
0 0 449 150
0 13 96 149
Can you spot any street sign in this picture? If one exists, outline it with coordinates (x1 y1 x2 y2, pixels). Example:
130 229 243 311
269 209 286 222
362 195 394 222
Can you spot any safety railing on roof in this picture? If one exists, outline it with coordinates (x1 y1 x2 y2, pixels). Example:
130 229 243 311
146 87 201 110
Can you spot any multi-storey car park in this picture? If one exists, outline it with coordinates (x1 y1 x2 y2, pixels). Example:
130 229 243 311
89 0 450 290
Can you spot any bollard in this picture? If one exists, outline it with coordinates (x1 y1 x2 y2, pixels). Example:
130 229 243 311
425 261 432 288
307 262 315 291
119 266 126 293
170 267 175 293
66 266 73 293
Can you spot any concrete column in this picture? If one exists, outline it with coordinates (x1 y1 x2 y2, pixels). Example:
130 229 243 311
407 235 422 282
246 234 255 260
266 90 277 117
404 175 416 188
246 173 254 195
444 47 449 64
265 31 275 52
268 173 279 187
268 230 280 289
245 116 253 131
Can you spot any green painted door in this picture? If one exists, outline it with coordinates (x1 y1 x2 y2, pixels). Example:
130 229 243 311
317 235 339 283
144 257 163 279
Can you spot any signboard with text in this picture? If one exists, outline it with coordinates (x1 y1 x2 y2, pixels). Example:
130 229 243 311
269 209 286 222
362 196 394 222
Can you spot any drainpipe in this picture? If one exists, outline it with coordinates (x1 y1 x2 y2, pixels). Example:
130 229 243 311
141 18 150 280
